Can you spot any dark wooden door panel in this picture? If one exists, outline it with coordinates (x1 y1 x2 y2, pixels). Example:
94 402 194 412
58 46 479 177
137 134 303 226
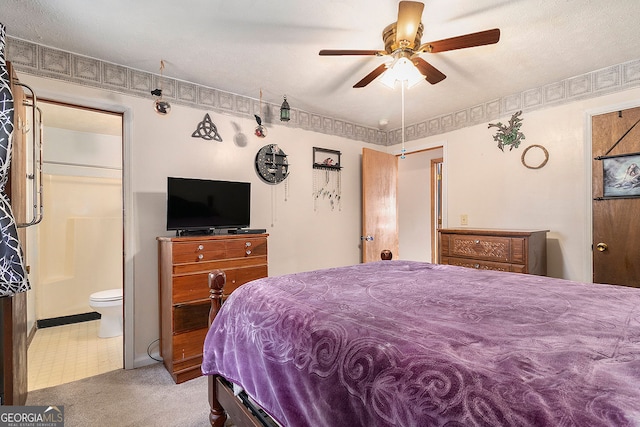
3 62 28 406
592 107 640 287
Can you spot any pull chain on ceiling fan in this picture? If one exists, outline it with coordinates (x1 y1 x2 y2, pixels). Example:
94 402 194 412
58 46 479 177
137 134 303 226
319 1 500 88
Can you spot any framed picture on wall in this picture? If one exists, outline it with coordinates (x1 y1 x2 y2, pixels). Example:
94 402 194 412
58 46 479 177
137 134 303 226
601 152 640 198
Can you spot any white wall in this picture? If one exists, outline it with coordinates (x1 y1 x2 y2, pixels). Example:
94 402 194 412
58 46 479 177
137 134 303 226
36 175 122 319
20 71 640 367
391 87 640 282
18 73 374 367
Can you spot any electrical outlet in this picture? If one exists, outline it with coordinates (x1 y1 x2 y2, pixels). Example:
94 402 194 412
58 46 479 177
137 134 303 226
460 214 468 225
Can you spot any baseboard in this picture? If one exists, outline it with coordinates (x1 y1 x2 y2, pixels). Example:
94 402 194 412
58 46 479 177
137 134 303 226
37 312 101 329
27 323 37 347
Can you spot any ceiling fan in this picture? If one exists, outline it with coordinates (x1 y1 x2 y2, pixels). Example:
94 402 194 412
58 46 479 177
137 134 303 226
319 1 500 88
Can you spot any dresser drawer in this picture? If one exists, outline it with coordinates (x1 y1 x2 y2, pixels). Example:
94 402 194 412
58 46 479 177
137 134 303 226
173 300 210 333
172 240 226 264
226 237 268 258
172 328 208 362
447 234 511 262
442 256 515 273
172 273 210 303
224 265 268 296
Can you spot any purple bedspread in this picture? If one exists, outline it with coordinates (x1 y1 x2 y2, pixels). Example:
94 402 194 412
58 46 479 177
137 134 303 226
202 261 640 427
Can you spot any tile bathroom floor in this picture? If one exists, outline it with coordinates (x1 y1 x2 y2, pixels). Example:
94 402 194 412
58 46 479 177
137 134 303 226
28 320 123 391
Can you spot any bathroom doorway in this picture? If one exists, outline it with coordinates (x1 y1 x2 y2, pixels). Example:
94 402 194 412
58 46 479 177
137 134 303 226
397 146 444 262
26 100 124 390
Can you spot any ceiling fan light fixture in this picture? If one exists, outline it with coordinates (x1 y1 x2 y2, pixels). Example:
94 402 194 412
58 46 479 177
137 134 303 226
379 57 423 89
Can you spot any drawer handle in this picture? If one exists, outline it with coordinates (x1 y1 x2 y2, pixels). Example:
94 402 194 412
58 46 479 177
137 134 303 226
245 249 252 255
474 240 480 244
245 242 252 247
197 244 204 250
197 254 204 260
474 263 480 269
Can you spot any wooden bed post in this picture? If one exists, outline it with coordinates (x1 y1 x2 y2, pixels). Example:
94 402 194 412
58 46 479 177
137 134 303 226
208 270 226 427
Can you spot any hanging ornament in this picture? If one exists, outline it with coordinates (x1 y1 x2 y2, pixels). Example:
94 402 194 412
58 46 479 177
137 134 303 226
254 114 267 138
255 89 267 138
280 95 291 122
151 60 171 115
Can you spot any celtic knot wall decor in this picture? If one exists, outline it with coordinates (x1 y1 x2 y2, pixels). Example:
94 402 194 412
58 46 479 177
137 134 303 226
192 113 222 142
488 110 525 151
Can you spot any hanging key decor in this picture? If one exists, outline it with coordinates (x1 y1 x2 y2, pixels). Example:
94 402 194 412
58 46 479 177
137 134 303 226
312 147 342 211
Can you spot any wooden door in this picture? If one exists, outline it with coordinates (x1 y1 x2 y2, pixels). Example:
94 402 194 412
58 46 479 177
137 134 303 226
431 158 443 263
2 62 29 405
592 107 640 287
362 148 398 262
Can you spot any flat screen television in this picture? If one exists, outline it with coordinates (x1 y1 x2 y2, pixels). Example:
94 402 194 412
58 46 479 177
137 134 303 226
166 177 251 232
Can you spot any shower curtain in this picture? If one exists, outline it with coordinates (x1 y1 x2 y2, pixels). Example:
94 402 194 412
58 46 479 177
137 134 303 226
0 23 30 296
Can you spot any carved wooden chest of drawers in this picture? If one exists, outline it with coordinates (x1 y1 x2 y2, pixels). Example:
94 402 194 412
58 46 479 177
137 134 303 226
438 228 548 275
158 234 268 383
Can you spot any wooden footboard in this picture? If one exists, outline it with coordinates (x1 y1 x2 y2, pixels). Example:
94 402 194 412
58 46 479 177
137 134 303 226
207 270 276 427
207 270 227 427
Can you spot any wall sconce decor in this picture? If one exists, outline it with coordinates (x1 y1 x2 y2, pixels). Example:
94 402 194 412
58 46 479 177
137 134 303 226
488 110 525 151
192 113 222 142
280 96 290 122
151 60 171 116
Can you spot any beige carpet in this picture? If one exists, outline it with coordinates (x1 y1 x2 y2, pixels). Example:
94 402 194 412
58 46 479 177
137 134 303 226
26 362 216 427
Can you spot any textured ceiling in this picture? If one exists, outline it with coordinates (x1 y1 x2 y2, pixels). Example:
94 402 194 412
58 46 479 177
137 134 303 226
2 0 640 131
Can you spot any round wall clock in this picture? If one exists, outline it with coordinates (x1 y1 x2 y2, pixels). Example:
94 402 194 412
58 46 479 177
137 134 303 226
255 144 290 184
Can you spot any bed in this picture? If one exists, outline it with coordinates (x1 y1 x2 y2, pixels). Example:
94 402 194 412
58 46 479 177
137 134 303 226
202 260 640 427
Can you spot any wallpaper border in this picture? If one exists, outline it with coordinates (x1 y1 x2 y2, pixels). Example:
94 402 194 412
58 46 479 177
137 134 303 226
6 36 640 147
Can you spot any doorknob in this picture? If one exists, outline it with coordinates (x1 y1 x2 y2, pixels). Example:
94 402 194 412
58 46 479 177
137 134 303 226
596 242 608 252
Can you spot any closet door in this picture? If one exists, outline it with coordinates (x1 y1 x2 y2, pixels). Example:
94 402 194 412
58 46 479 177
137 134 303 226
592 107 640 287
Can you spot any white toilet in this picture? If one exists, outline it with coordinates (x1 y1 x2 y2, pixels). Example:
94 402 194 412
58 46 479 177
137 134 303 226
89 288 123 338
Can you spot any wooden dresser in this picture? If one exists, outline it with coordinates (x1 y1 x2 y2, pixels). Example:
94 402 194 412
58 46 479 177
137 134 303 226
438 228 548 275
157 234 268 383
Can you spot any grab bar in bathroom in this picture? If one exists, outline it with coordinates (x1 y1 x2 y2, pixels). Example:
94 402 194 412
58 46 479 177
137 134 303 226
14 81 44 228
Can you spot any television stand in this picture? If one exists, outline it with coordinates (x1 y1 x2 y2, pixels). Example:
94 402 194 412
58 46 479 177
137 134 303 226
176 229 213 237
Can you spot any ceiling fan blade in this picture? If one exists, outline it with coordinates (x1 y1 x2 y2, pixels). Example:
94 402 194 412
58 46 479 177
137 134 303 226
319 49 382 56
396 1 424 49
412 57 446 84
353 63 388 88
418 28 500 53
